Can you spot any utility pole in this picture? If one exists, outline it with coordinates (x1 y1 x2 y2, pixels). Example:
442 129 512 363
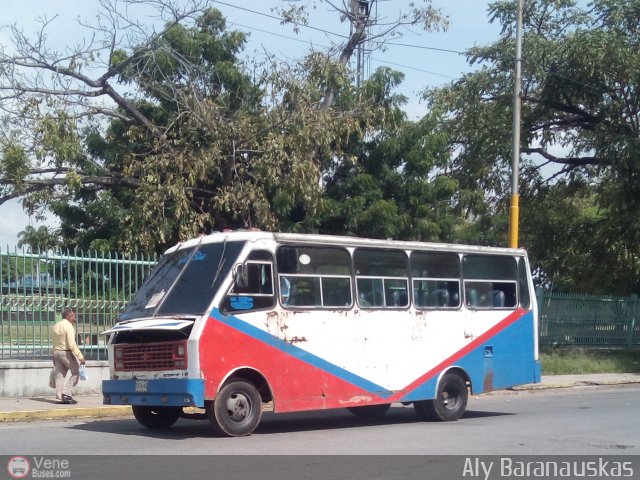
323 0 372 109
508 0 524 249
351 0 370 87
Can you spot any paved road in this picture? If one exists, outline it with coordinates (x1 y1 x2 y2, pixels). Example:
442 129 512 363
0 384 638 456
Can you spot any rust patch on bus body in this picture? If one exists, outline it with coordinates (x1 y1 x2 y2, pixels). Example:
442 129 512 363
287 336 307 344
265 311 289 335
483 371 494 392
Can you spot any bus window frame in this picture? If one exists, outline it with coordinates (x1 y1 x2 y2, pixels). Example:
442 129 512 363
220 253 276 314
463 279 518 310
353 247 410 310
461 254 519 310
276 244 354 310
517 257 531 309
278 273 353 309
356 275 410 309
410 250 462 310
412 277 461 310
229 260 275 298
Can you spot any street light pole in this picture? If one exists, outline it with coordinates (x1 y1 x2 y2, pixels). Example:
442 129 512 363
508 0 524 249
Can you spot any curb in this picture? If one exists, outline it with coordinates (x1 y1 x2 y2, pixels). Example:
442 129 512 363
512 378 640 391
0 406 132 422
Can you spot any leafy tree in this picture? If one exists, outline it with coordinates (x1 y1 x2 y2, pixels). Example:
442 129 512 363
16 225 59 252
0 255 18 285
0 3 344 251
518 179 640 293
317 68 458 241
428 0 640 293
1 0 449 254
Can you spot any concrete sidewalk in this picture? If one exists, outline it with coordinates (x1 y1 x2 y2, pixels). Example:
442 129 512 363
0 374 638 423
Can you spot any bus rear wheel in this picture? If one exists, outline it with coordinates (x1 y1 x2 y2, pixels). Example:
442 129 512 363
208 378 262 437
132 406 181 429
347 403 391 417
414 373 468 421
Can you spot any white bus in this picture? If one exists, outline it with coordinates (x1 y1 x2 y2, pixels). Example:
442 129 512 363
103 231 540 436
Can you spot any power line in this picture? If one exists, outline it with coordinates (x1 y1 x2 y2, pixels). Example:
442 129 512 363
220 1 625 97
384 42 464 55
229 21 330 48
370 57 454 78
227 21 455 80
213 0 348 39
214 0 465 55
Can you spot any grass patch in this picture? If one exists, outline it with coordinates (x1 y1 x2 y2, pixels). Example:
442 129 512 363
540 348 640 375
1 324 52 344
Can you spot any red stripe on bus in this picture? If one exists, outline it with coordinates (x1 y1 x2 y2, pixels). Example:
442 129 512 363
386 308 527 402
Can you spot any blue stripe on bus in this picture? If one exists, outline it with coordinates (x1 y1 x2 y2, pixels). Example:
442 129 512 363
397 310 537 401
210 308 394 398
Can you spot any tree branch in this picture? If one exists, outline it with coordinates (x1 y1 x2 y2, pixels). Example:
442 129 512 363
523 147 600 166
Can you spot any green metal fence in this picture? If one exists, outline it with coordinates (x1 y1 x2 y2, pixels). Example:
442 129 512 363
2 245 639 359
1 247 156 360
538 290 640 347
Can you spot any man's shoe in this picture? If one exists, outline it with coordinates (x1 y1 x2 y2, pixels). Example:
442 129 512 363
61 395 77 405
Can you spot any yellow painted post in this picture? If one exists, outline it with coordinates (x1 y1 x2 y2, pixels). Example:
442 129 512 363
508 194 520 248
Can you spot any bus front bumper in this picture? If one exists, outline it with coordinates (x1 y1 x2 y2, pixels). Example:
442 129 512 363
102 379 205 408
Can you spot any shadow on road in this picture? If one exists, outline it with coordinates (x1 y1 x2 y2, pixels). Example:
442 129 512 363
67 405 513 439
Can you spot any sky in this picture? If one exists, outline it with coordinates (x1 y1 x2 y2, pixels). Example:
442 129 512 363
0 0 504 248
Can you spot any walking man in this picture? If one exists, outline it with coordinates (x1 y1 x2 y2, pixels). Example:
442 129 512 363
52 307 85 404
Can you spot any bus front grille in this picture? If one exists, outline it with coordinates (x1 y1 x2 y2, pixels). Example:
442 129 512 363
114 341 186 371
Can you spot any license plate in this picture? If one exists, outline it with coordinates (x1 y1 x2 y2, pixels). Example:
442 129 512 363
135 380 148 393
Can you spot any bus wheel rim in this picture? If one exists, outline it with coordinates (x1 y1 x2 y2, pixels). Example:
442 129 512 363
442 387 460 411
226 392 251 422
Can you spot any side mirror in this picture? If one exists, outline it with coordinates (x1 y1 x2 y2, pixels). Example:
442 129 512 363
234 264 249 288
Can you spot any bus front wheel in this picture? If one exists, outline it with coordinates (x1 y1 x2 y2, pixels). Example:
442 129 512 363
414 373 468 421
208 378 262 437
132 405 181 429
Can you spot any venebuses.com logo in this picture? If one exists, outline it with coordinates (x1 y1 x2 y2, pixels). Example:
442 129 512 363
6 456 30 479
6 456 71 478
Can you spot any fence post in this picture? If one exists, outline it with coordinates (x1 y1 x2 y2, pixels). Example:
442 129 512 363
536 287 544 309
536 287 545 343
629 294 638 347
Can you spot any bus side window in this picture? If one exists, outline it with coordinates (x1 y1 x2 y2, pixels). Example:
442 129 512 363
276 245 352 309
357 278 384 307
322 277 352 307
221 251 275 313
462 255 518 309
465 287 478 307
354 248 409 309
492 289 505 307
410 252 461 309
279 276 290 305
518 258 531 308
231 263 273 295
286 276 321 307
385 279 409 307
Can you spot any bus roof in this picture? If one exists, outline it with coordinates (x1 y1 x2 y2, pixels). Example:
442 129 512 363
165 231 527 257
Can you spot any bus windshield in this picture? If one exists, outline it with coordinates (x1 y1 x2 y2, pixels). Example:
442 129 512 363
120 241 245 320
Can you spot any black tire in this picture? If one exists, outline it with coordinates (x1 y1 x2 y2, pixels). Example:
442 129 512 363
132 405 181 429
348 403 391 417
208 378 262 437
414 373 468 421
